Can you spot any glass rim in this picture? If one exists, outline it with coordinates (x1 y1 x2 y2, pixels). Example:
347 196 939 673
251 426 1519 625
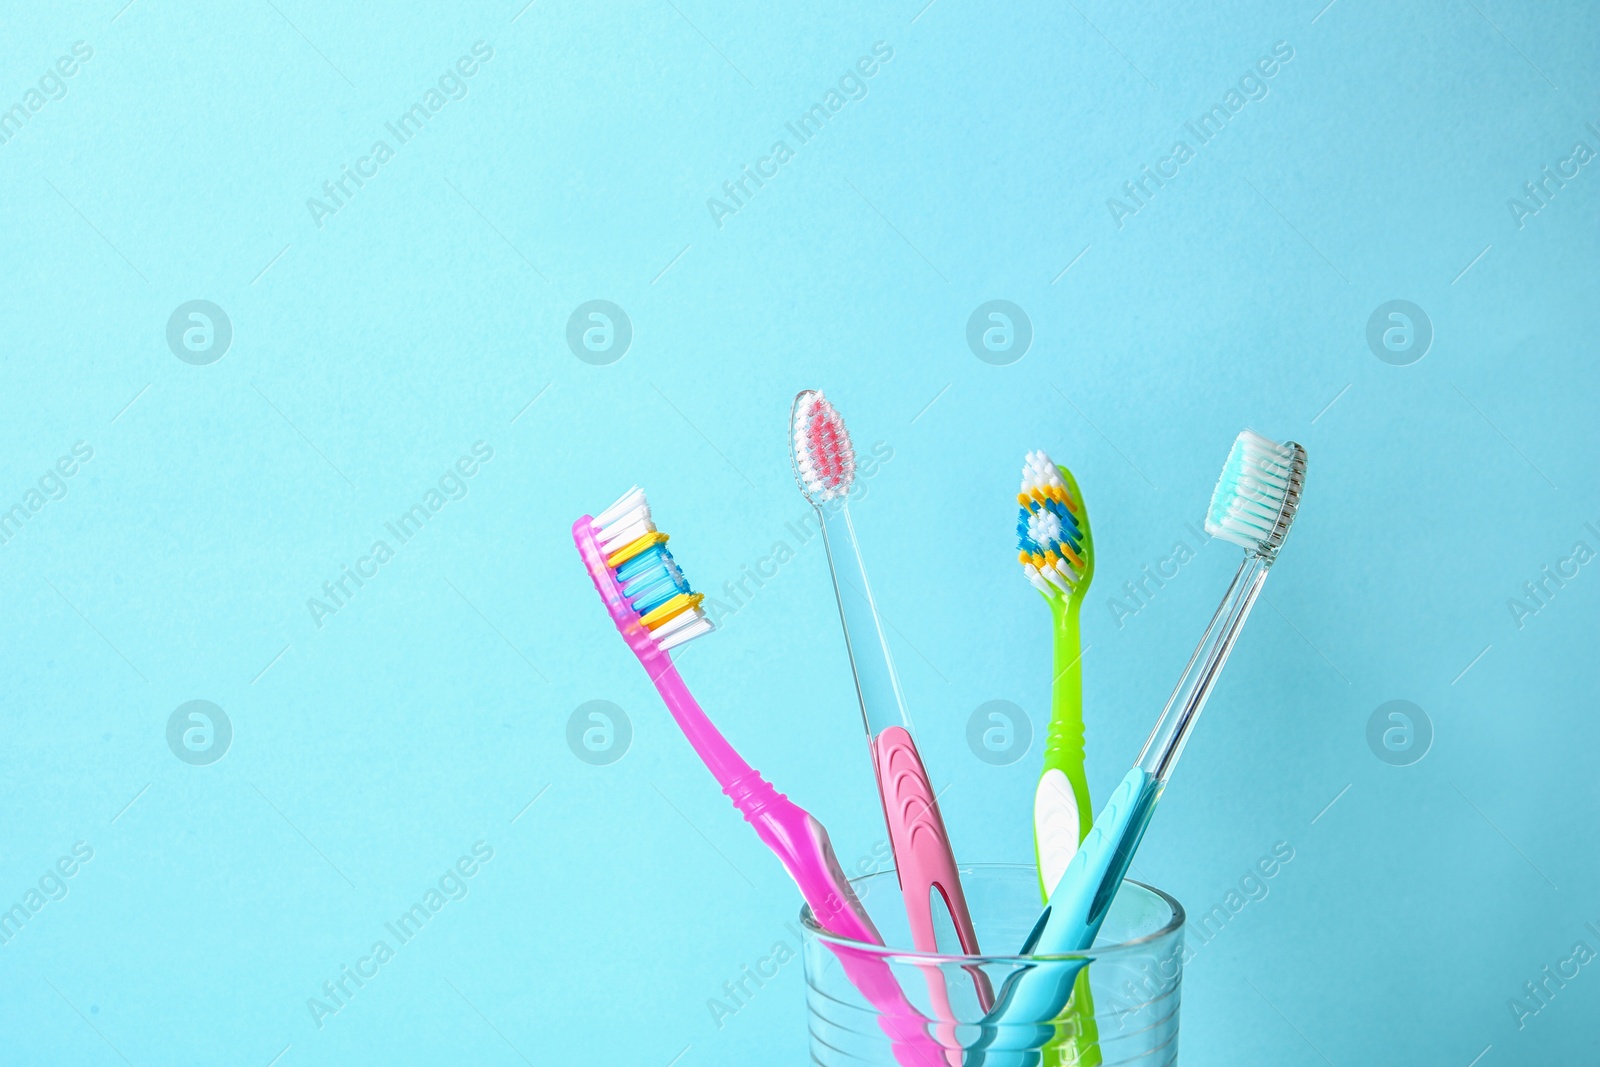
799 863 1185 964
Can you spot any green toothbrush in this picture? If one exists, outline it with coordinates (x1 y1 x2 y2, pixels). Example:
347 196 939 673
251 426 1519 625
1017 450 1100 1066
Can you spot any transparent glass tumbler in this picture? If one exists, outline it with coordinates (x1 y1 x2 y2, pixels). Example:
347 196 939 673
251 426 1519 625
801 864 1183 1066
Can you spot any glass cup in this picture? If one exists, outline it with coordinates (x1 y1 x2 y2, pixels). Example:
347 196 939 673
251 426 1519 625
801 863 1184 1065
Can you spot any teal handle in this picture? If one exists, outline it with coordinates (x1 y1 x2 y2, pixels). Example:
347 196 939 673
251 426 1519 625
1036 768 1160 952
971 768 1161 1064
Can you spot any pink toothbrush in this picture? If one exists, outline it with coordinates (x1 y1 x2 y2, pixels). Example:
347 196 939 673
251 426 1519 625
789 391 993 1016
573 486 947 1065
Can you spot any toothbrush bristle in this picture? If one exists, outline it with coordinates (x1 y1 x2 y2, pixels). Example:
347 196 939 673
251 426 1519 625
591 486 714 650
1204 430 1307 553
790 390 856 503
1016 450 1086 599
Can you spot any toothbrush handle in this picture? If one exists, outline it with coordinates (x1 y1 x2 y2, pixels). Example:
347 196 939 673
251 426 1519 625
729 772 956 1067
726 774 953 1067
1037 768 1161 955
875 726 996 1055
972 768 1161 1063
1035 600 1093 899
726 769 879 943
1037 602 1102 1067
874 727 981 955
646 657 885 944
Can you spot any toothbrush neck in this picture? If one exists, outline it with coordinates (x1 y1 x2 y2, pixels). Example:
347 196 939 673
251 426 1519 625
1136 551 1272 785
815 502 916 741
575 517 755 791
640 651 754 788
1045 599 1086 764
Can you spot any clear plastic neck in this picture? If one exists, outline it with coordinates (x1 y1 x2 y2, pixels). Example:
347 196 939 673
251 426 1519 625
1136 550 1272 785
816 501 915 740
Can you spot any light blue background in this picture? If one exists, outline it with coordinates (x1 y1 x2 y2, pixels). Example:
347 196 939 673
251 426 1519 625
2 0 1597 1064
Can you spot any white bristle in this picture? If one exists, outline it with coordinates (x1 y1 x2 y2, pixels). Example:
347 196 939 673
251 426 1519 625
1022 563 1052 594
650 607 700 640
658 616 714 650
594 486 645 529
1204 430 1306 552
1020 450 1067 497
593 486 655 551
790 390 857 503
1027 509 1063 545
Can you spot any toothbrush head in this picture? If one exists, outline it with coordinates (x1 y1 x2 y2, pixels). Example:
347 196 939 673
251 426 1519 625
581 486 714 651
1204 430 1307 555
1017 450 1092 601
790 390 855 504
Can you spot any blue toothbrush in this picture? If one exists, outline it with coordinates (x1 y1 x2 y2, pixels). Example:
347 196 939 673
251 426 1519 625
974 430 1307 1063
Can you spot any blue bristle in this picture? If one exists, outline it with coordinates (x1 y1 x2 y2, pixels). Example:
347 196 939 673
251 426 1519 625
615 547 664 584
620 544 691 614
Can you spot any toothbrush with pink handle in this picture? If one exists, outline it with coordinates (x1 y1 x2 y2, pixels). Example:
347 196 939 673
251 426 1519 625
790 391 993 1011
573 488 946 1066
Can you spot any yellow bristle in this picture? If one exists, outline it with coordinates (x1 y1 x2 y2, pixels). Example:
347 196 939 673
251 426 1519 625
607 530 668 569
642 592 703 629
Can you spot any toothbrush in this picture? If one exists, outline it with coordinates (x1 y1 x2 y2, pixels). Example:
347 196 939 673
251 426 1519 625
1016 452 1101 1067
572 486 946 1066
976 430 1307 1063
789 391 987 974
1018 452 1095 899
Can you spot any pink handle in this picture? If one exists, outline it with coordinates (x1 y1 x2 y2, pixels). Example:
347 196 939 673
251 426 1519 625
875 725 995 1031
874 727 982 956
723 769 878 942
739 786 948 1067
